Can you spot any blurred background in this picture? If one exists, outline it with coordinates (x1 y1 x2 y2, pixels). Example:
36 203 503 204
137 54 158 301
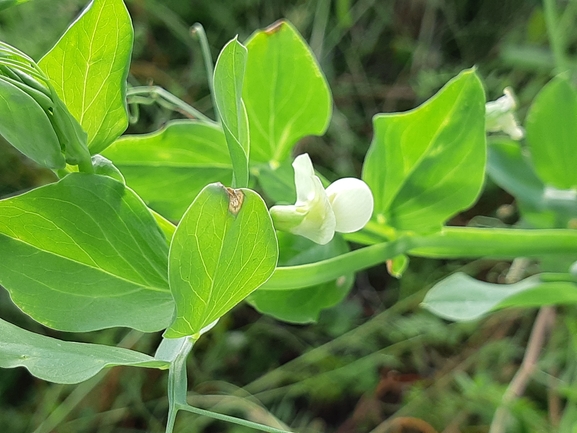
0 0 575 431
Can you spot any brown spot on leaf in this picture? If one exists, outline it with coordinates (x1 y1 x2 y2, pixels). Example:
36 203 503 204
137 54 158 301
226 187 244 215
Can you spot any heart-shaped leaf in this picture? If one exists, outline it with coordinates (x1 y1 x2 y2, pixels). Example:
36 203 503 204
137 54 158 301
165 183 278 338
0 173 174 332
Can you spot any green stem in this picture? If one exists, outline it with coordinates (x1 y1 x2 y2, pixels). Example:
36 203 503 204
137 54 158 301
164 337 194 433
262 227 577 291
191 23 218 122
263 237 414 290
127 86 214 124
543 0 569 72
177 404 293 433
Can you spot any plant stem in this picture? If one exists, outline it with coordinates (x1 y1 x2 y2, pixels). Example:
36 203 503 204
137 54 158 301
190 23 219 122
177 403 293 433
489 307 556 433
127 86 214 124
164 337 194 433
263 227 577 291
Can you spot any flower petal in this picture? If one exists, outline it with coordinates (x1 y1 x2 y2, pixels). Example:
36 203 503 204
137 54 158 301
326 178 374 233
292 153 319 204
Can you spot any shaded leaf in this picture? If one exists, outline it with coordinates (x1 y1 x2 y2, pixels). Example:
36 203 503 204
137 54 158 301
0 318 168 384
0 77 64 168
165 183 278 337
526 74 577 189
103 120 232 220
39 0 133 154
243 20 331 164
0 173 173 332
362 69 486 233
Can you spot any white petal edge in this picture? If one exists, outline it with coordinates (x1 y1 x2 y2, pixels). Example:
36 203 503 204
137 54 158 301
326 178 374 233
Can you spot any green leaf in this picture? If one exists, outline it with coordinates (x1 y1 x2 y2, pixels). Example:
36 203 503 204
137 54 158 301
103 120 232 220
213 37 250 188
243 20 332 164
487 138 577 229
255 158 296 204
0 78 65 168
39 0 133 154
0 173 173 332
526 74 577 190
0 318 168 384
422 272 577 321
165 183 278 338
362 69 486 233
248 232 353 323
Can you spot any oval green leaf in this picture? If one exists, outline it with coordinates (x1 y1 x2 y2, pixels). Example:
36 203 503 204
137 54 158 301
362 69 486 233
0 77 65 168
214 37 250 188
103 120 232 220
422 272 577 322
165 183 278 338
39 0 133 154
0 318 168 384
0 173 174 332
243 20 332 164
525 74 577 190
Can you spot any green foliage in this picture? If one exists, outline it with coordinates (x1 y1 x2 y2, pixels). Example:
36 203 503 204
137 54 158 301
0 317 168 384
243 20 332 164
362 69 486 233
422 272 577 321
526 74 577 190
0 1 576 431
0 77 64 168
165 183 278 338
103 120 232 220
39 0 133 154
0 173 173 332
248 232 353 323
213 37 250 188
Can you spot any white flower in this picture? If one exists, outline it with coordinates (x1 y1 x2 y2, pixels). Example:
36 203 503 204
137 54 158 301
270 154 374 245
485 87 524 140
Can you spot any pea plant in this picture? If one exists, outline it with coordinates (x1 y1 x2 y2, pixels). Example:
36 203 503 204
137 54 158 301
0 0 576 431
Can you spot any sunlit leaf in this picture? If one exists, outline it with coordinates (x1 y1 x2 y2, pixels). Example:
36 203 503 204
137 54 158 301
0 173 173 332
214 37 249 188
0 318 168 384
165 183 278 337
243 20 331 164
422 272 577 321
362 69 486 233
0 78 64 168
249 232 353 323
526 74 577 190
39 0 133 154
103 120 232 221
